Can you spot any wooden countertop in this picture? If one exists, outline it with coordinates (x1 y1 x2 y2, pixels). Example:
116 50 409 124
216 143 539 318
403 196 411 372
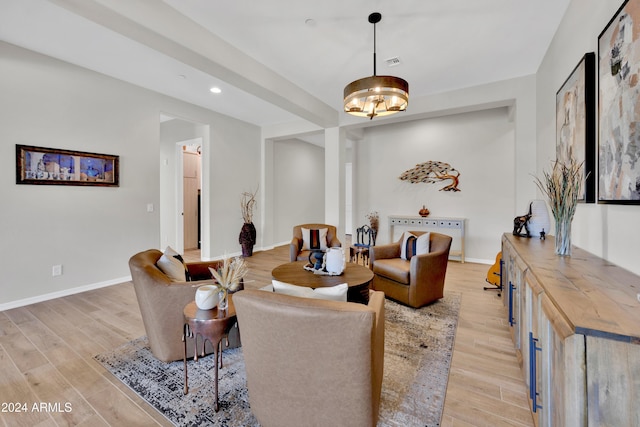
503 233 640 344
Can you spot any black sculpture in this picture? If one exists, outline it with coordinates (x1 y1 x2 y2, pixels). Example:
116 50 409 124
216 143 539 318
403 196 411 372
513 203 532 237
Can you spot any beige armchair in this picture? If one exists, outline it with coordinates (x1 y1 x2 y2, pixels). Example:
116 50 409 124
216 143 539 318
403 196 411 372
128 249 241 362
289 223 341 262
234 289 385 427
370 231 452 308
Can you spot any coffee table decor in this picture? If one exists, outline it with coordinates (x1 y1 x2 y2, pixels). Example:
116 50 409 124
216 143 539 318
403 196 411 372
304 246 345 275
303 264 343 276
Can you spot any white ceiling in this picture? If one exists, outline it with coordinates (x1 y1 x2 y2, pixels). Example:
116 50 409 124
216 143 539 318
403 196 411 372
0 0 570 128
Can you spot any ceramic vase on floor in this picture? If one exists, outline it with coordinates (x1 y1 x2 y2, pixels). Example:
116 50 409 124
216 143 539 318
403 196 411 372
239 222 256 257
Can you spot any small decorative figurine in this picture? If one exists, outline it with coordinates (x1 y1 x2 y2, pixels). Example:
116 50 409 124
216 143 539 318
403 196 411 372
540 228 546 240
513 203 532 237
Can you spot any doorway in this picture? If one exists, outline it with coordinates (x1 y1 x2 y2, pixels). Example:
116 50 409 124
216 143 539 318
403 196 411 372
180 141 202 251
159 115 208 258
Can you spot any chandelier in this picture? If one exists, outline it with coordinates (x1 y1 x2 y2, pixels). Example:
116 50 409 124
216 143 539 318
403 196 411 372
343 12 409 120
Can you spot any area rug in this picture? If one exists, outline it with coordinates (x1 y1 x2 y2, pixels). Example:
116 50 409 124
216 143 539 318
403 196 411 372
95 293 460 427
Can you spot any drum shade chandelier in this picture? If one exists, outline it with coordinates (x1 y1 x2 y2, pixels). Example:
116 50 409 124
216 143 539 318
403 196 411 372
343 12 409 120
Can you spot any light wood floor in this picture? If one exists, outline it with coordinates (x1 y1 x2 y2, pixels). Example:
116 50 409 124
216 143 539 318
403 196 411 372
0 245 533 427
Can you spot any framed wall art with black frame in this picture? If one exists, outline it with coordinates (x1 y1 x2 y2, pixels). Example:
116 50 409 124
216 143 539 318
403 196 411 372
16 144 119 187
556 52 596 203
598 0 640 204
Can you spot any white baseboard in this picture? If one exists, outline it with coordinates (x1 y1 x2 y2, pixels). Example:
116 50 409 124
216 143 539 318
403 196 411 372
463 257 493 265
0 276 131 312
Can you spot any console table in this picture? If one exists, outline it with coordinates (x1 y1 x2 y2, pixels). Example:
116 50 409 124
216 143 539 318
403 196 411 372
502 233 640 426
388 215 465 262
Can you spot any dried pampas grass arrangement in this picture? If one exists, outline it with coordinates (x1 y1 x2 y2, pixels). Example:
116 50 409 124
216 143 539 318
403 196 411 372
533 158 585 256
208 256 248 292
240 188 257 224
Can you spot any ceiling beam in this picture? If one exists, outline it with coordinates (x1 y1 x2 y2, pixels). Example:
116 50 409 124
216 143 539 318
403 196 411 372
48 0 339 128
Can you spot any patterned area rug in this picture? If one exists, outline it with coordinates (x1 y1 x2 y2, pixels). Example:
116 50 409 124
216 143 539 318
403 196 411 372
95 293 460 427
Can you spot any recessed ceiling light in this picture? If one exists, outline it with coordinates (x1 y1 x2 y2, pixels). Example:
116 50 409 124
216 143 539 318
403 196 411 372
210 87 222 94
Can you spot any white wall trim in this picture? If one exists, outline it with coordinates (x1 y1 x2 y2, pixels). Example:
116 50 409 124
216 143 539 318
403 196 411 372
0 276 131 312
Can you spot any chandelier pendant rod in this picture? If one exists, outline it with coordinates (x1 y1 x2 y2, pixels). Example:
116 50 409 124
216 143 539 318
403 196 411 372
372 19 377 76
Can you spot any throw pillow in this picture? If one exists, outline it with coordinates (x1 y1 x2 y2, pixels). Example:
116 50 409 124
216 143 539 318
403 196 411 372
301 227 329 251
416 232 431 256
157 246 191 281
401 232 417 260
272 280 348 302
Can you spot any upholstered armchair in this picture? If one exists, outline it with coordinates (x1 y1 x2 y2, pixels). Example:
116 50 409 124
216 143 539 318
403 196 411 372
234 289 385 427
289 223 341 262
369 231 452 308
128 249 241 362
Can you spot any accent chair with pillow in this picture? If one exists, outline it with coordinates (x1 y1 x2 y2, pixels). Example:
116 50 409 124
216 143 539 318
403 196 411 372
128 248 241 362
289 223 341 262
369 231 452 308
234 288 385 427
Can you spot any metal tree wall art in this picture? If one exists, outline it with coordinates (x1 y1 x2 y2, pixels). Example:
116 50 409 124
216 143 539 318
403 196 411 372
399 161 461 191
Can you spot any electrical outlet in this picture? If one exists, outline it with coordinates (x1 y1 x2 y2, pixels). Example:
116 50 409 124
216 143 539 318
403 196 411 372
147 203 154 212
52 265 62 277
637 293 640 303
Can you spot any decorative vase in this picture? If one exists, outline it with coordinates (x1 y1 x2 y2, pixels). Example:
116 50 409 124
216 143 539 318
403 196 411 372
218 288 228 310
368 214 379 235
195 285 220 310
239 222 257 257
325 247 345 275
419 205 430 217
554 217 572 256
534 158 583 257
527 200 550 239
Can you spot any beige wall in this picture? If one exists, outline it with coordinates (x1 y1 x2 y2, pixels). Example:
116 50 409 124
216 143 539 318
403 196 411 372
536 0 640 274
272 139 325 243
0 41 261 308
354 107 515 262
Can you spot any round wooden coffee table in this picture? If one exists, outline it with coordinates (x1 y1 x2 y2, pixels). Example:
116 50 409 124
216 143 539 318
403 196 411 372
271 260 374 304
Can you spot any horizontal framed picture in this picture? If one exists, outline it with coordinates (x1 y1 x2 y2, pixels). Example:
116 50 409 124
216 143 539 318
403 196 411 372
16 144 119 187
598 0 640 204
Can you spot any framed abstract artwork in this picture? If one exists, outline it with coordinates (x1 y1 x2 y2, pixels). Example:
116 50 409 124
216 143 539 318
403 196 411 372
598 0 640 204
16 145 119 187
556 52 596 203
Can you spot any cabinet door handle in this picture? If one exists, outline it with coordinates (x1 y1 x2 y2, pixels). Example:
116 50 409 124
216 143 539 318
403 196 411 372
529 332 543 413
508 281 516 326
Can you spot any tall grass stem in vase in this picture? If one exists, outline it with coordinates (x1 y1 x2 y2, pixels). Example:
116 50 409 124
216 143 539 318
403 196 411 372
239 187 258 257
533 158 584 256
208 255 248 310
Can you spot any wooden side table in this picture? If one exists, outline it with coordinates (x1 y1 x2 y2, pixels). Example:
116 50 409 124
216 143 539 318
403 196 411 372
183 297 238 412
